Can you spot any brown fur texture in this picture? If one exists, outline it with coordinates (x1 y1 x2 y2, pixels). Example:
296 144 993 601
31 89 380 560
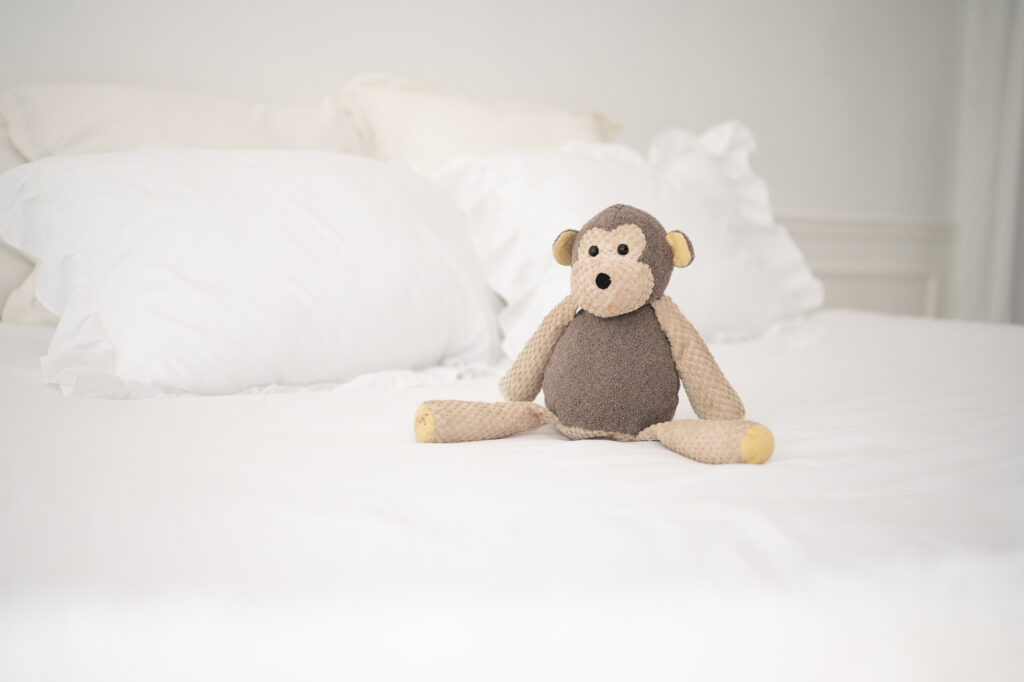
543 306 679 435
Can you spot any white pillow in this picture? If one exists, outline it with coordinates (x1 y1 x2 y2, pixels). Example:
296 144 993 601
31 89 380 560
341 73 618 171
0 151 499 397
432 122 823 358
0 84 365 160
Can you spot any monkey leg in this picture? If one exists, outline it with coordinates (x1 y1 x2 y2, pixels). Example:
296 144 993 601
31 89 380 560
414 400 554 443
636 419 774 464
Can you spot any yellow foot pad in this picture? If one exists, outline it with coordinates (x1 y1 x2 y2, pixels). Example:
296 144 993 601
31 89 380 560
414 403 435 443
740 424 774 464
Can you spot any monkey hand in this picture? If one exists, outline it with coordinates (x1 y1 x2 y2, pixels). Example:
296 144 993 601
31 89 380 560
499 295 577 401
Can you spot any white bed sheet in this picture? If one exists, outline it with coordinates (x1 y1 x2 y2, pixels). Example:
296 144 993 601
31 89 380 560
1 309 1022 681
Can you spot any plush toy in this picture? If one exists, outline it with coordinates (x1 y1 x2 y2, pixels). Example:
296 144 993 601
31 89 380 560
414 204 774 464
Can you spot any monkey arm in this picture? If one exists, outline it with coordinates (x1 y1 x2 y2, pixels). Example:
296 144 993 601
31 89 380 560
498 295 577 402
650 296 745 420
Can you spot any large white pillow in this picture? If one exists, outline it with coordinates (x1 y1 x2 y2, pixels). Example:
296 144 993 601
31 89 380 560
0 84 365 160
433 122 823 357
341 73 618 171
0 151 498 397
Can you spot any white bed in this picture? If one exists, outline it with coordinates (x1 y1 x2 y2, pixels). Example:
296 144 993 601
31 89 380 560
1 76 1022 681
2 309 1022 681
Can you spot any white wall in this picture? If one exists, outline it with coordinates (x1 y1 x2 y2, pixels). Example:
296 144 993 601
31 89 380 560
0 0 963 219
0 0 964 313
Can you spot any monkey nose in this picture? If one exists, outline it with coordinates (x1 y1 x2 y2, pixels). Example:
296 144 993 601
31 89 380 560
595 273 611 289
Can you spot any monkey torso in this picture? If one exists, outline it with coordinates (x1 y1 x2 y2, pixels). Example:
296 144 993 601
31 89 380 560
542 304 679 436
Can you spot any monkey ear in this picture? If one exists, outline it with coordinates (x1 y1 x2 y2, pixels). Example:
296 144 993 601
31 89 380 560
666 231 694 267
552 229 579 266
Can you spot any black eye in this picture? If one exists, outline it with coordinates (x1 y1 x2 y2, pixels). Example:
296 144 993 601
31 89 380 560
617 244 629 255
588 245 599 257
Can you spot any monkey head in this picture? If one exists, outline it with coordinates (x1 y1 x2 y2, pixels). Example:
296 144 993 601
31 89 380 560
552 204 693 318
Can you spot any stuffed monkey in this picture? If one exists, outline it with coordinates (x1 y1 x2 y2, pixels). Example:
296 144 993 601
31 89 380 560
414 204 774 464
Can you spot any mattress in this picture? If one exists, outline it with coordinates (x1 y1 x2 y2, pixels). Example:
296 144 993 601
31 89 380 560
1 309 1022 681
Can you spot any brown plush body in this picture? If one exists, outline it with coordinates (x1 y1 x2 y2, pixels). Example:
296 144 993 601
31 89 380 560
414 204 775 465
544 306 678 436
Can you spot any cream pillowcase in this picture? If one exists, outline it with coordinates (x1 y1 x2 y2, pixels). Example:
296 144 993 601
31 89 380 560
341 73 618 171
0 84 366 160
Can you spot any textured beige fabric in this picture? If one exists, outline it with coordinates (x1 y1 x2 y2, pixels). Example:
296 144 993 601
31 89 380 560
552 422 636 442
499 295 577 401
572 205 675 301
650 296 745 420
637 419 755 464
417 399 771 464
420 400 554 443
419 399 636 443
571 224 655 319
420 399 640 444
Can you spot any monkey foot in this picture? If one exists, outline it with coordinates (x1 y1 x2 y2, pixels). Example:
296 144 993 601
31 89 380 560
638 419 774 464
414 403 435 443
740 424 774 464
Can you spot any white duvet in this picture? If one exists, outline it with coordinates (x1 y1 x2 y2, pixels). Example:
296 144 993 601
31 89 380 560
1 309 1023 681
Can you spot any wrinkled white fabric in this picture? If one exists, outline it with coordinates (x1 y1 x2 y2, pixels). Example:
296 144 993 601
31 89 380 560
0 151 499 397
433 123 824 358
1 309 1022 681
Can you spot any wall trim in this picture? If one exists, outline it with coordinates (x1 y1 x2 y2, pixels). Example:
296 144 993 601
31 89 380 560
778 214 953 317
780 214 954 242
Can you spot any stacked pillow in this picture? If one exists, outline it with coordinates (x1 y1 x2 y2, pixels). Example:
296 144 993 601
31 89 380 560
341 73 618 171
434 123 823 357
0 151 500 397
0 83 370 320
0 75 823 398
0 77 620 320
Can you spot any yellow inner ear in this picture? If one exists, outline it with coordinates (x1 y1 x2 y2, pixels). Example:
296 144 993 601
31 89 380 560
666 232 693 267
552 230 578 266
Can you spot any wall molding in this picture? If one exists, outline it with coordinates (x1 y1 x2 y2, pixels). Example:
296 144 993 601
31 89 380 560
778 214 953 317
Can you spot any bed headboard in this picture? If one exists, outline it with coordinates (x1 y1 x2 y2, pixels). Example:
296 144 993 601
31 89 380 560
0 0 962 317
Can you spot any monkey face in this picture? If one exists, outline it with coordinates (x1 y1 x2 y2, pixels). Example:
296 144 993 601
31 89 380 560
570 223 654 318
552 204 695 318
